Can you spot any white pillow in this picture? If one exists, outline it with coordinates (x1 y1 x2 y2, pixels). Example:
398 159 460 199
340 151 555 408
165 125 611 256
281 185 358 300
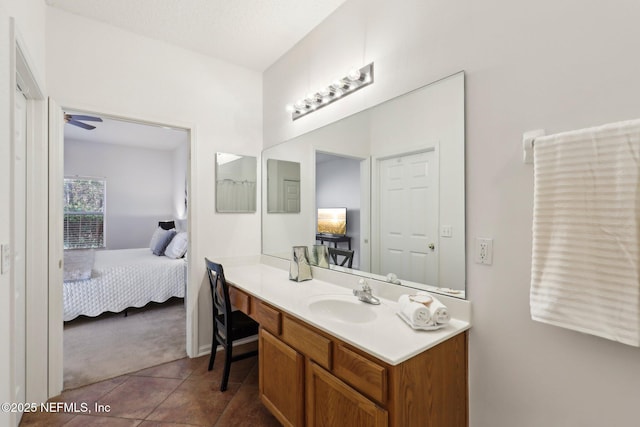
165 232 188 259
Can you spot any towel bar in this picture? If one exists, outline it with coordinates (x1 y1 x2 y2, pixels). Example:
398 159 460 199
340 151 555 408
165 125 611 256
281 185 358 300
522 129 546 164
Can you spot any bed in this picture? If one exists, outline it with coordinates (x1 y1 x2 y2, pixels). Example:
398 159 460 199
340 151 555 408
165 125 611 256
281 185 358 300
63 248 186 321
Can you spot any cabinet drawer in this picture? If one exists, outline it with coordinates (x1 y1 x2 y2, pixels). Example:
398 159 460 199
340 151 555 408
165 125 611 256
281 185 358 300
281 316 332 370
253 299 282 335
228 287 250 315
334 344 387 404
307 361 388 427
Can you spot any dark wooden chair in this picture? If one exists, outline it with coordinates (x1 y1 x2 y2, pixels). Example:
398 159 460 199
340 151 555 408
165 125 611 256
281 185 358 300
328 247 354 268
205 258 259 391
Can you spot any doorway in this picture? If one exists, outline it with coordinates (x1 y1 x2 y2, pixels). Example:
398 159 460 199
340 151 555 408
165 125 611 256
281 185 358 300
48 103 198 395
60 112 190 388
315 152 365 270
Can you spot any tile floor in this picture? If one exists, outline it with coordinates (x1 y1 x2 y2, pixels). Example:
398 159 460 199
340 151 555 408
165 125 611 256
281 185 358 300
19 350 281 427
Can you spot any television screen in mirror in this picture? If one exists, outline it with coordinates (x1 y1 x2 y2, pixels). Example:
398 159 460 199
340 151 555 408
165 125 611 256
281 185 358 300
317 208 347 235
215 152 257 213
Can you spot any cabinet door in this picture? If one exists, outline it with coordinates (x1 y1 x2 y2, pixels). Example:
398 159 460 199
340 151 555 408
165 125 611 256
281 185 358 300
307 361 388 427
259 329 305 427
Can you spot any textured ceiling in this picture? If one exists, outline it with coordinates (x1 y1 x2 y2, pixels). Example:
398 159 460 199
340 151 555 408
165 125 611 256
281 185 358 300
46 0 347 71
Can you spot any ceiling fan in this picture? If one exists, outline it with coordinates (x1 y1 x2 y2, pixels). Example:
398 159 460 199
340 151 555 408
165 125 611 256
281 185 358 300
64 114 103 130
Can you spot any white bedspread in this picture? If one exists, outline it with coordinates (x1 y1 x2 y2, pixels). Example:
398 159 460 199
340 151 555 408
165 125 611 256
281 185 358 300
64 249 95 281
63 248 186 321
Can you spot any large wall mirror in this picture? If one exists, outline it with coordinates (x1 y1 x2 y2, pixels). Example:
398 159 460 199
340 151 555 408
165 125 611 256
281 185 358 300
262 72 465 298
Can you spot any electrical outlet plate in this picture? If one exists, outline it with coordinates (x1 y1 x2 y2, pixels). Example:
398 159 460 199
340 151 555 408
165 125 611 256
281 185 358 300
475 238 493 265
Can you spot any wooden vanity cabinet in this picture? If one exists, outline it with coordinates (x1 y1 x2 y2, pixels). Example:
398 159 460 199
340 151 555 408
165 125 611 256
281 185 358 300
259 329 304 427
230 286 468 427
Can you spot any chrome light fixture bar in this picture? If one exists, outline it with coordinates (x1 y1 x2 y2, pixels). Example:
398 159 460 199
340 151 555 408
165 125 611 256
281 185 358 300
286 63 374 121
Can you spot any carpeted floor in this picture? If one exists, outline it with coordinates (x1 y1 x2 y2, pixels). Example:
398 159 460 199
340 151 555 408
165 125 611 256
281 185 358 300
63 297 187 390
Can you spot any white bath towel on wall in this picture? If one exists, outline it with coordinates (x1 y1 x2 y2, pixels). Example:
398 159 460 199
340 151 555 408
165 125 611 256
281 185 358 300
530 119 640 347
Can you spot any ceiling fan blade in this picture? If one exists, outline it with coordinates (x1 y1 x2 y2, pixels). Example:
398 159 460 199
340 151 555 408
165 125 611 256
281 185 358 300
67 120 96 130
68 114 103 122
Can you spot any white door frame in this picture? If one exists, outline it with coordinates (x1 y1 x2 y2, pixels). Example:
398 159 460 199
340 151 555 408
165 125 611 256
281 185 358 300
10 18 49 413
47 103 199 396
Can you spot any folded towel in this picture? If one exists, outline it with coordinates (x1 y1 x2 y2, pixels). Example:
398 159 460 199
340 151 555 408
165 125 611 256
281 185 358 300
398 294 432 327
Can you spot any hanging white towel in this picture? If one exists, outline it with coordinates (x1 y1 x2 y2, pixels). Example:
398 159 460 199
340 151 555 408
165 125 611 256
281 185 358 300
530 119 640 347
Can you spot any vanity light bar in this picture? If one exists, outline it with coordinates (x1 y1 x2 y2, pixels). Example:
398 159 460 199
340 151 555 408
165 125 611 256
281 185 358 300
286 63 374 121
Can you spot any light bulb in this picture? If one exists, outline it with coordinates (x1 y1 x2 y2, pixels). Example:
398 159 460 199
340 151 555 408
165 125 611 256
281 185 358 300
319 86 333 97
333 79 349 89
347 68 361 81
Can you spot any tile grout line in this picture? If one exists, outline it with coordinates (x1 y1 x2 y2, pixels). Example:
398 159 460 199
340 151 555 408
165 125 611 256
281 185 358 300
140 373 191 423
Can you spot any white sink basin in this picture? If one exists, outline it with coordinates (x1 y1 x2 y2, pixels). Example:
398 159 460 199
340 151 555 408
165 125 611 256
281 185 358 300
307 294 381 323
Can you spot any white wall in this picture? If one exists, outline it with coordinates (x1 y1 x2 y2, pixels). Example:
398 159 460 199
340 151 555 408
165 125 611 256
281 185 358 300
64 139 178 249
173 142 188 222
46 8 262 354
263 0 640 426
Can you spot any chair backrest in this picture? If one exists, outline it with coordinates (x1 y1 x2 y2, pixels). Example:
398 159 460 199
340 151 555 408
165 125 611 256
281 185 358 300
328 247 354 268
205 258 232 330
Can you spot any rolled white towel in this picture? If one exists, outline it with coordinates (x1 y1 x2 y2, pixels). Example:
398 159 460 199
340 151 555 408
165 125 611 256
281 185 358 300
415 291 450 325
428 297 450 324
398 294 432 327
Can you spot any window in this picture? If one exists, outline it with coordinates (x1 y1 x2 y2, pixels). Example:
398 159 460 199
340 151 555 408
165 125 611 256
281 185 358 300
64 177 106 249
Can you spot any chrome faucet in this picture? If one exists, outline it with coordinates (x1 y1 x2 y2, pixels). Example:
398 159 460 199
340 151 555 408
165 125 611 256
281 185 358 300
353 279 381 305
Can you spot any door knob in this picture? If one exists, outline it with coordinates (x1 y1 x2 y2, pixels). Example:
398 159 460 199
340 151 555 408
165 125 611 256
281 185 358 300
428 243 435 250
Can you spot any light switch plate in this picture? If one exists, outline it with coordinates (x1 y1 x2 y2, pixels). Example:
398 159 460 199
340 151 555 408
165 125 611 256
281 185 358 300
441 225 453 238
1 244 10 275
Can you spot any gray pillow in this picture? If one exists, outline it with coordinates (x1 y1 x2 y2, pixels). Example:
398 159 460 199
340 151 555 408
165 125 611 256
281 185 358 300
149 227 164 250
151 229 176 256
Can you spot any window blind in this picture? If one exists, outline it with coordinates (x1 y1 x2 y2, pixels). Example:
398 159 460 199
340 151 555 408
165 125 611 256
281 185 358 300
64 178 105 249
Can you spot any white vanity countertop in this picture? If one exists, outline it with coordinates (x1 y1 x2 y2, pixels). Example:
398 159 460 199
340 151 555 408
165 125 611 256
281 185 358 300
223 261 471 366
